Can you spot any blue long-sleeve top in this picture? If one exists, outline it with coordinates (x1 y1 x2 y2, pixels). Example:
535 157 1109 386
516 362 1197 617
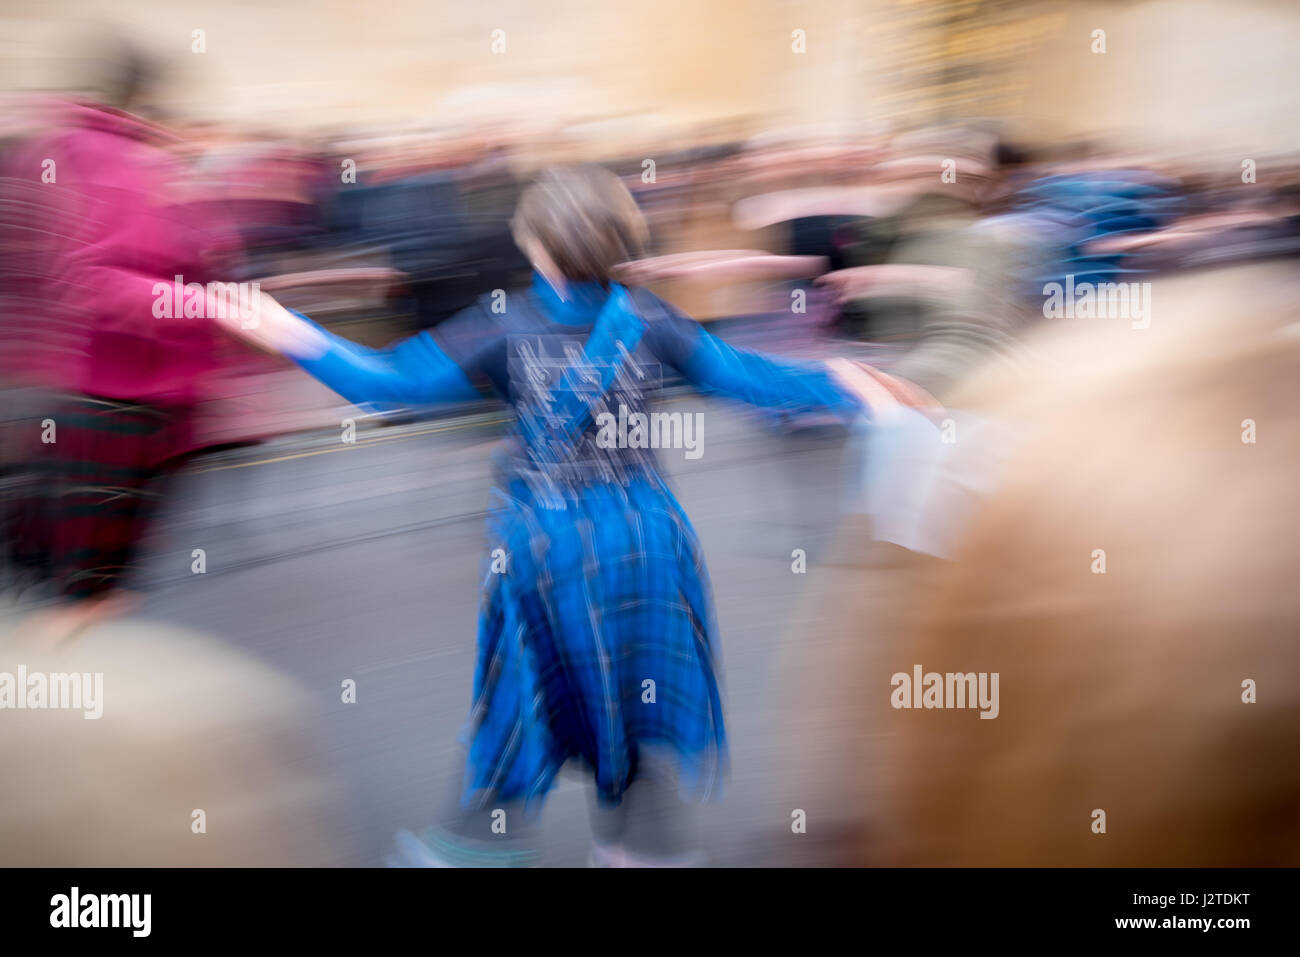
292 273 860 425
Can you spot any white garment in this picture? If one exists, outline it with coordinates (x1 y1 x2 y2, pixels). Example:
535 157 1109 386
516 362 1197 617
846 408 1016 560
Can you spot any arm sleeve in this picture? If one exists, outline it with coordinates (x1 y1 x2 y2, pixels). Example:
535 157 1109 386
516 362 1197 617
289 312 483 408
648 307 863 422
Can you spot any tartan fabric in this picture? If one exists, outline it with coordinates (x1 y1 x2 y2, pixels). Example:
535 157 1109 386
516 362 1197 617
461 285 725 809
464 472 726 809
289 275 861 811
6 395 189 600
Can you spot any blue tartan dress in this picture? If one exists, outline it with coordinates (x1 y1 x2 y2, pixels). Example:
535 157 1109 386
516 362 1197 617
291 274 860 810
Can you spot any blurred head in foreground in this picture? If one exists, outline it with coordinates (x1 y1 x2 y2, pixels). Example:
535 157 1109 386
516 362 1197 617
0 617 343 865
879 300 1300 865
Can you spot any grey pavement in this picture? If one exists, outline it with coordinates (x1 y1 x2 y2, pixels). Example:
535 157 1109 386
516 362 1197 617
130 396 856 866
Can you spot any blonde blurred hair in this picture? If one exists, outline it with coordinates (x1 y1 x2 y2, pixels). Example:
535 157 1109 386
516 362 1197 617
881 307 1300 865
0 617 344 865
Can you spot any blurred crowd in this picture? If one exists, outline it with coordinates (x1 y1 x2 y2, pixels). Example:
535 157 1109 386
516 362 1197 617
4 42 1299 378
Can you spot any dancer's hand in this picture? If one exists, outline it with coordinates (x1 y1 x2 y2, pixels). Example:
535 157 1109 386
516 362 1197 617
826 358 940 423
208 288 331 360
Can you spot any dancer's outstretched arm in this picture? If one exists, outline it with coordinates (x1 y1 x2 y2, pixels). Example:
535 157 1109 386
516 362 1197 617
646 305 932 422
616 256 932 419
218 294 481 407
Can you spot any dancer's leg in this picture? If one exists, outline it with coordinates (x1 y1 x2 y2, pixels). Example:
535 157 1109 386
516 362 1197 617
388 766 543 867
586 749 703 866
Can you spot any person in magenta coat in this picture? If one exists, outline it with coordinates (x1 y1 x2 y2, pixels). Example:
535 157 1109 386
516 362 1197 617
0 86 254 632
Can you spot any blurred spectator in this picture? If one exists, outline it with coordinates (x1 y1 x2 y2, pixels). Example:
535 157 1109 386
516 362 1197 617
0 612 345 865
0 44 255 632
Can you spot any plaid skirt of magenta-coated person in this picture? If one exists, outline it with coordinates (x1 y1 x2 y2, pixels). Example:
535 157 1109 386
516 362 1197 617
6 394 191 600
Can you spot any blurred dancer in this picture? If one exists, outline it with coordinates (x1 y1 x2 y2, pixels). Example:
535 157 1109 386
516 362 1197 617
0 44 247 637
219 165 885 866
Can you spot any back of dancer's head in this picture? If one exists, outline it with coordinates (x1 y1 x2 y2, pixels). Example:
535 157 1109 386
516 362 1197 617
512 165 648 284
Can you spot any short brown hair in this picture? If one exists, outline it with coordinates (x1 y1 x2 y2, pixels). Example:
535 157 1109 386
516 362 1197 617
512 165 648 283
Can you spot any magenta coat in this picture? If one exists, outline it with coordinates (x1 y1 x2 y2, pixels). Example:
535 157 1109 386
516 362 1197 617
0 100 256 413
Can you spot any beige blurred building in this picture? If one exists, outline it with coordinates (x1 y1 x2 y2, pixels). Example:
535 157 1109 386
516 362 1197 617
2 1 1295 156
